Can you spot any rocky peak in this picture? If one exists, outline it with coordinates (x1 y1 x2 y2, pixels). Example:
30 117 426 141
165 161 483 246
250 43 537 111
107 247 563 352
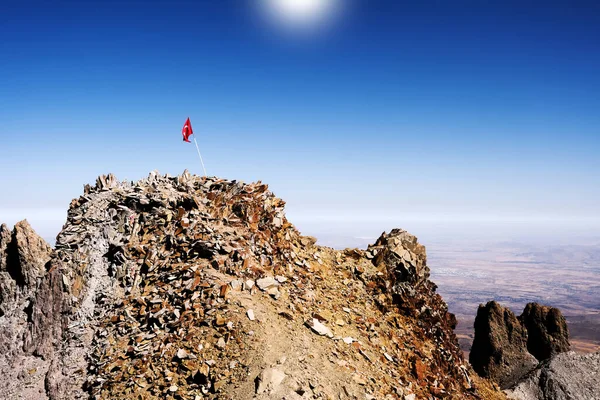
0 223 11 272
520 302 570 361
469 301 538 389
0 220 53 309
372 228 429 287
0 172 505 400
470 300 572 391
0 221 54 399
11 220 53 287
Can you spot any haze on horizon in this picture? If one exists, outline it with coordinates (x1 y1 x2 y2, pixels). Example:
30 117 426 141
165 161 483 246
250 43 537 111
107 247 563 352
1 0 599 245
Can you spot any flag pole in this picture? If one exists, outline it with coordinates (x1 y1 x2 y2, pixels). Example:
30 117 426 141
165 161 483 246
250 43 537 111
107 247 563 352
193 136 207 177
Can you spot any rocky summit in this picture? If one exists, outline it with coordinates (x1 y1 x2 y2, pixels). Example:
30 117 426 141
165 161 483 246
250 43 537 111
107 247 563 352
0 171 506 400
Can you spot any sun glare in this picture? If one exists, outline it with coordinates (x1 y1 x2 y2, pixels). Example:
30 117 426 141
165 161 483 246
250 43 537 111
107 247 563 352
261 0 340 29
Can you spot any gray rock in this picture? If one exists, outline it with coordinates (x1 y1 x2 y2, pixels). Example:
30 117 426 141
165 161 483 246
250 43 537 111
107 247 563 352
506 351 600 400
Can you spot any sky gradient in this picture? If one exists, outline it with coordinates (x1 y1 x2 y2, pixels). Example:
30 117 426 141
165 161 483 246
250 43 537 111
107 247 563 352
1 0 599 243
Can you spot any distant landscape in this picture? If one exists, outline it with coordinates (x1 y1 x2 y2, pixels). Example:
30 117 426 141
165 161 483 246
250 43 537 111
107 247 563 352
312 230 600 355
427 239 600 355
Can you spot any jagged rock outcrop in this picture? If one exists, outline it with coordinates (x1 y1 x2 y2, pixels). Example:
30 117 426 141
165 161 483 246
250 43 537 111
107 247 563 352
470 301 572 392
371 229 429 309
0 224 15 310
470 301 538 389
506 351 600 400
520 303 570 361
0 224 11 270
0 220 54 399
0 221 53 310
0 171 506 400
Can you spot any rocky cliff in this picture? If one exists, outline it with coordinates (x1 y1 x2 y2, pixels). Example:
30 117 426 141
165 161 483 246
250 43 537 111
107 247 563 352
0 171 504 400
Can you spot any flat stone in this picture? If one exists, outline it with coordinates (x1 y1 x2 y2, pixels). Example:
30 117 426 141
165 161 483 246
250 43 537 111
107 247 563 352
306 318 333 338
256 368 286 394
176 348 188 359
256 276 279 291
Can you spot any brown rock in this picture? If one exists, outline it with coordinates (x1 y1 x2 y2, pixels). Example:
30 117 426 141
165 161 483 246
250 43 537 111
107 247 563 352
520 302 570 361
413 359 426 381
9 220 52 288
469 301 537 389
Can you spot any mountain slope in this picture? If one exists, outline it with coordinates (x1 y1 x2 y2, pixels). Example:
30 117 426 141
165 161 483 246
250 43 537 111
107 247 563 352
0 171 504 399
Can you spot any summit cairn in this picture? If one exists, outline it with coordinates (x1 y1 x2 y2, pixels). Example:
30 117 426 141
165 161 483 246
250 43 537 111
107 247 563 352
0 171 505 400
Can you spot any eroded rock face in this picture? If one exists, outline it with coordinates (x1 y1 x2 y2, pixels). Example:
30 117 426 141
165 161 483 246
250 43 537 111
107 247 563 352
0 220 54 400
11 220 53 287
520 302 570 361
469 301 538 389
506 351 600 400
0 221 52 312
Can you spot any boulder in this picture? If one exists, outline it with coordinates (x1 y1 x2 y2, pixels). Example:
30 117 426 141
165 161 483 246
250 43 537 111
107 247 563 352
506 351 600 400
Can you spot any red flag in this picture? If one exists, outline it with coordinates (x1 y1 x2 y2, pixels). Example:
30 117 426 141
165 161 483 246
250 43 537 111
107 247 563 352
182 117 193 142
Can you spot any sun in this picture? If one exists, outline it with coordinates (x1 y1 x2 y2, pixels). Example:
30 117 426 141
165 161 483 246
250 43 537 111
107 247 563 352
261 0 340 27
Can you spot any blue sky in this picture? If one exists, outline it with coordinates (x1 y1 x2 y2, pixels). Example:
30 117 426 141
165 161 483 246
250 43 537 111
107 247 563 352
1 0 599 243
